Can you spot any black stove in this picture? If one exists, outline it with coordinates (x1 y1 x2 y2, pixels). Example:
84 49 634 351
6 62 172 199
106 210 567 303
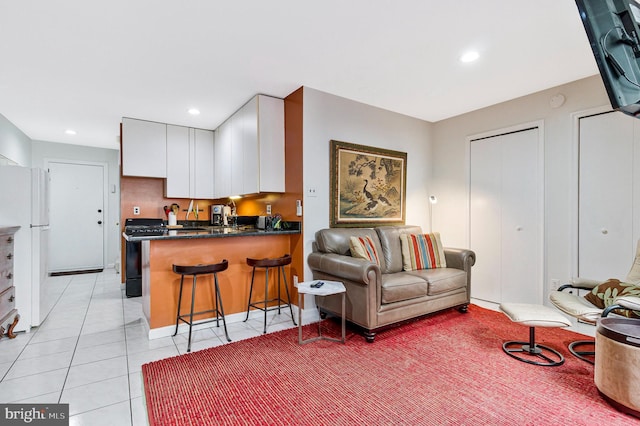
124 218 164 297
124 218 165 236
125 227 165 236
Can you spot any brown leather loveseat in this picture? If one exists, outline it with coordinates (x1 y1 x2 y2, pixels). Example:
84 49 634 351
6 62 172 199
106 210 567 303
307 225 475 342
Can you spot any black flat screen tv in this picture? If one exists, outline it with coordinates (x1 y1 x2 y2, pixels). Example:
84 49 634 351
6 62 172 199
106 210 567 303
576 0 640 116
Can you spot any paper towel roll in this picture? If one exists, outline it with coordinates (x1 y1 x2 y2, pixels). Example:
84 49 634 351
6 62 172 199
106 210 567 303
168 212 177 226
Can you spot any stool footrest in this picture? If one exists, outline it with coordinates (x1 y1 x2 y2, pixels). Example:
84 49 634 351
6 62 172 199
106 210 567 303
248 300 292 311
177 308 223 325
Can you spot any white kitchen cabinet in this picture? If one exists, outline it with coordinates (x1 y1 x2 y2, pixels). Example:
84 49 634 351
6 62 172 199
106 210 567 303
214 119 232 198
241 96 259 195
193 129 214 199
230 111 244 197
122 118 167 177
165 125 191 197
214 94 284 198
165 125 214 199
256 95 285 193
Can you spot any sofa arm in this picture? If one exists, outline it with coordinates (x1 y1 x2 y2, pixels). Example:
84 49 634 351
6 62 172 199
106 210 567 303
307 252 379 285
444 248 476 271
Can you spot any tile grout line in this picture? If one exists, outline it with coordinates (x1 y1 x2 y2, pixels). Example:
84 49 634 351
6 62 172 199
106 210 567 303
122 282 137 426
0 275 76 384
57 274 99 404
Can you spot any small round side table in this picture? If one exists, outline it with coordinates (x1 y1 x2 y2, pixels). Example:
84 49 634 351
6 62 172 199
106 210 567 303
296 280 346 345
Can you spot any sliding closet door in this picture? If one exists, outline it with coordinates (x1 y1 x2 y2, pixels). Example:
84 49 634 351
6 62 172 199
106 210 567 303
579 112 637 280
470 127 542 304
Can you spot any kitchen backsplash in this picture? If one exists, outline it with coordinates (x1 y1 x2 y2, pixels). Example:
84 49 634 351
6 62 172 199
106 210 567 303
120 176 289 225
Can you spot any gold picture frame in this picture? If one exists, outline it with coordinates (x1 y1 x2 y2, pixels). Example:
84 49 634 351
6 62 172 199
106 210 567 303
330 140 407 227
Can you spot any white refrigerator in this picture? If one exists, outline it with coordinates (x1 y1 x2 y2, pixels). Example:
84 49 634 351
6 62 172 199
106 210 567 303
0 166 50 332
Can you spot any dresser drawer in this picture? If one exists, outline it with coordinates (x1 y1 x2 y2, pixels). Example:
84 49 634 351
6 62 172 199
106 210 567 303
0 233 15 246
0 270 12 295
0 286 16 316
0 243 13 266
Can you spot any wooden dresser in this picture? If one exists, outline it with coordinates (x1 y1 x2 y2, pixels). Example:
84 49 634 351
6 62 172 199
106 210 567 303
0 226 20 338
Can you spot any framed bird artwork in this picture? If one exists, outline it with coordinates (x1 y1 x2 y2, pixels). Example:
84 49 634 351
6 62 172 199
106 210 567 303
330 140 407 227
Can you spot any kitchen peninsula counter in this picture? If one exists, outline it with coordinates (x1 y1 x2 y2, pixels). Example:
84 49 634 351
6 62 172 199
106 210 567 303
122 226 300 242
126 226 301 339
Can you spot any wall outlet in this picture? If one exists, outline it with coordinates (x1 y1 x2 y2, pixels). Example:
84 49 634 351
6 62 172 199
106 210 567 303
550 279 560 291
296 200 302 216
293 275 298 287
133 206 140 215
266 204 272 215
307 187 317 197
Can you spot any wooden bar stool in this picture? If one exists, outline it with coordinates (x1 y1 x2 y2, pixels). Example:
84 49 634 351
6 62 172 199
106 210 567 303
243 254 297 333
173 259 231 352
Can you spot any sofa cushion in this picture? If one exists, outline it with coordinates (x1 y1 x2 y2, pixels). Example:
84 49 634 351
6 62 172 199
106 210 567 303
406 268 466 296
349 236 381 265
315 228 380 256
381 273 429 304
399 232 447 271
376 225 423 274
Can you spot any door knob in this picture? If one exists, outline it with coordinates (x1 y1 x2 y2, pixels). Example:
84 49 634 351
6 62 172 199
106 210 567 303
601 228 608 234
98 209 102 213
97 221 103 225
516 226 523 231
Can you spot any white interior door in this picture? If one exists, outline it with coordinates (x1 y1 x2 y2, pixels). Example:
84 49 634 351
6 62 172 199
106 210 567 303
469 137 502 303
470 126 543 304
47 161 105 272
579 112 637 280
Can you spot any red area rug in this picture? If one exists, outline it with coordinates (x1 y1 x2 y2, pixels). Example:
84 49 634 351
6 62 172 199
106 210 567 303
142 305 638 425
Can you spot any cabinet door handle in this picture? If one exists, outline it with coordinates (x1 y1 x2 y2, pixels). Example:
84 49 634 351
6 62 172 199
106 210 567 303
6 253 12 260
7 237 13 243
8 295 14 302
6 273 11 279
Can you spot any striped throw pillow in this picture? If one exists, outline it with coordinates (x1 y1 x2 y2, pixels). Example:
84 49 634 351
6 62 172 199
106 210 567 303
399 232 447 271
349 236 381 265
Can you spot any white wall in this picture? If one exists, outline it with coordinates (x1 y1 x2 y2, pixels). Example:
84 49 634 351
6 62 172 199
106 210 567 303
302 87 433 279
31 140 121 270
431 75 611 302
0 113 31 166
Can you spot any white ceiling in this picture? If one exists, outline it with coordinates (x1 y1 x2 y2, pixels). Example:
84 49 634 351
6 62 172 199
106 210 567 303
0 0 598 150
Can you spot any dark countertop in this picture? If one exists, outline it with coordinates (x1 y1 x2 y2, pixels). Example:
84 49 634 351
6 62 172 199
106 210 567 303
122 226 300 242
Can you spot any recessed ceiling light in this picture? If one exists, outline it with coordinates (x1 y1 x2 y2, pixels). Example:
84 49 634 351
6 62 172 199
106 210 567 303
65 129 77 135
460 51 480 63
188 108 200 115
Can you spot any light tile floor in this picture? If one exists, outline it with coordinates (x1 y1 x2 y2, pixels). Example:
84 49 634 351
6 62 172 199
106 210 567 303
0 269 298 426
